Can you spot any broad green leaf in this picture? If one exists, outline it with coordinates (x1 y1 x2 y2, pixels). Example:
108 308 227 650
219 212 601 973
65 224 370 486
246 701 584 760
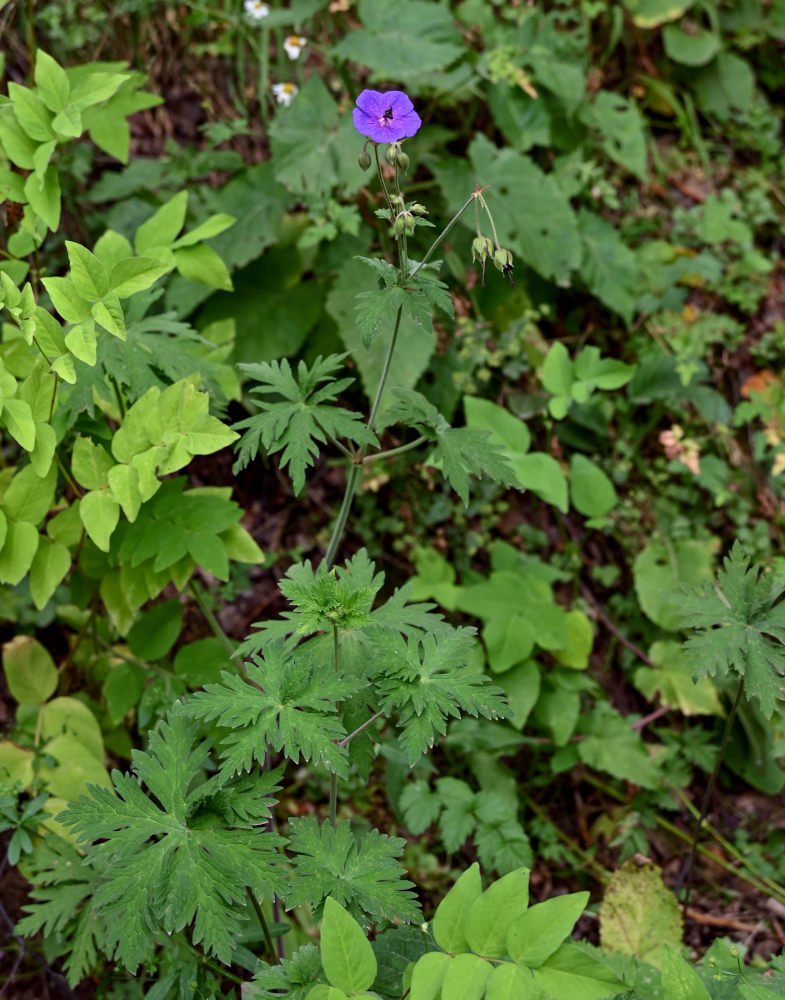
40 696 104 760
577 210 637 324
173 243 233 290
579 91 648 180
66 241 109 300
134 191 188 254
551 611 594 670
570 454 618 518
29 536 70 609
109 257 170 298
103 662 146 725
220 523 263 564
92 292 125 338
486 963 535 1000
306 987 348 1000
35 51 70 113
0 741 34 787
513 453 568 512
41 733 111 801
2 462 57 524
0 520 39 584
501 660 541 730
2 634 58 704
94 230 134 271
533 943 627 1000
79 489 120 552
330 0 463 80
598 861 683 967
171 213 235 248
23 165 60 231
660 945 711 1000
65 319 97 366
633 640 723 716
72 435 113 491
8 82 54 141
633 539 715 631
432 863 482 953
410 951 450 1000
42 276 91 323
508 892 589 967
107 463 142 521
3 397 36 451
127 599 183 661
30 422 56 477
441 953 492 1000
577 703 659 788
0 106 37 168
173 638 230 688
663 19 720 66
51 102 83 137
624 0 694 28
465 867 530 958
320 897 377 994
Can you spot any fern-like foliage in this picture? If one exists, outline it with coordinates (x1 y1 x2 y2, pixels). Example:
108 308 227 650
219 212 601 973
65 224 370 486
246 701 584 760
285 817 420 924
57 711 285 971
676 542 785 718
382 387 518 504
232 354 377 491
183 639 363 779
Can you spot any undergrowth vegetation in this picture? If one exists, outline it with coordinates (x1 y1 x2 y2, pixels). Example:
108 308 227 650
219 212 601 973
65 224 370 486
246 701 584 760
2 1 785 998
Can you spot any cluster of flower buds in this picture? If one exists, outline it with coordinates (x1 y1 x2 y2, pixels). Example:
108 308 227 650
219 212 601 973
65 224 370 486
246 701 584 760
471 235 514 285
386 141 410 171
394 210 415 236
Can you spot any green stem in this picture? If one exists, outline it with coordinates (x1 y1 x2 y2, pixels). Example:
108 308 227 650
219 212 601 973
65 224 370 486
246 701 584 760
322 304 404 569
337 709 385 747
373 144 395 221
26 0 36 79
363 435 427 465
328 624 340 828
478 194 501 249
410 191 478 279
247 887 276 963
188 580 236 658
679 679 745 912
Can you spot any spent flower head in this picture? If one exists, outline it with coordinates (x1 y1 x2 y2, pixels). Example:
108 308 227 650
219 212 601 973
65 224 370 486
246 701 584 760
352 89 422 144
244 0 270 19
283 35 307 59
272 82 298 107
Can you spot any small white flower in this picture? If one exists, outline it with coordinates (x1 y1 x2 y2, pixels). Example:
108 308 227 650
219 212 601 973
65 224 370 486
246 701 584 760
244 0 270 20
272 82 298 106
283 35 307 60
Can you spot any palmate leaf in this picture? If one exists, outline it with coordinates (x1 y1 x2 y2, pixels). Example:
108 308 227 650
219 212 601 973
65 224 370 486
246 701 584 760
382 388 518 505
286 816 420 924
183 639 362 779
15 837 102 986
58 711 284 971
233 354 376 492
675 542 785 718
237 548 448 655
375 628 507 764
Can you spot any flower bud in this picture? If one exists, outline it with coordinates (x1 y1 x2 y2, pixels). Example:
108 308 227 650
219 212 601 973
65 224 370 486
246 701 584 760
494 247 515 283
471 235 493 262
394 211 414 236
411 203 427 216
386 142 400 166
358 147 372 170
397 149 410 171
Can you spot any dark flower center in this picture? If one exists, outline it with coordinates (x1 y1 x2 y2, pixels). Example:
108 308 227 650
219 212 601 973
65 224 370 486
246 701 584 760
383 108 394 120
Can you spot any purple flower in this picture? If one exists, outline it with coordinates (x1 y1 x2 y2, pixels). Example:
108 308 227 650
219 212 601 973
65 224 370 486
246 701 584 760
352 90 422 144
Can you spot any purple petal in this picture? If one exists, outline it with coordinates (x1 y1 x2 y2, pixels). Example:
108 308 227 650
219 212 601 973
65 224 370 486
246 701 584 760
381 90 414 116
355 89 385 116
